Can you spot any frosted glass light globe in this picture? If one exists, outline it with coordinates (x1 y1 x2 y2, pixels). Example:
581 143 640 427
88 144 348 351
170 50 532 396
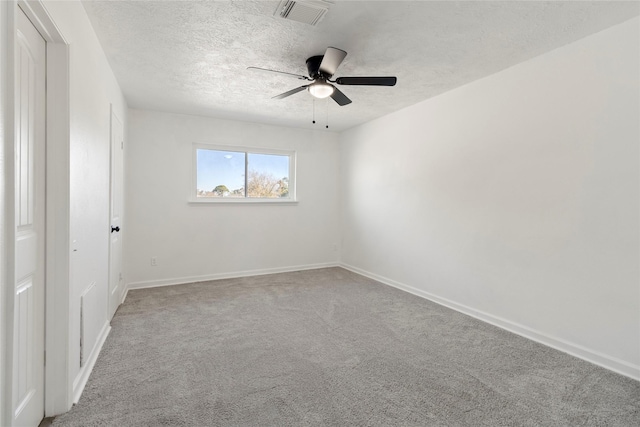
308 81 334 99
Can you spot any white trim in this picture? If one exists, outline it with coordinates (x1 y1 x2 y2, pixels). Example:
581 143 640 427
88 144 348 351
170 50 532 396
107 104 124 320
26 1 72 417
193 143 295 157
127 262 339 290
188 199 298 205
44 40 70 417
0 2 15 425
17 1 65 44
71 322 110 404
120 287 129 306
340 263 640 381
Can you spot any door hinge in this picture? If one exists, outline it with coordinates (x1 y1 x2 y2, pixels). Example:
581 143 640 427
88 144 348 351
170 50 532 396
121 140 124 149
44 350 46 366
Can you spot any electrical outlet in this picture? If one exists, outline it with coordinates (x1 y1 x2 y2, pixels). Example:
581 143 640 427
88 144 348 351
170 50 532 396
151 257 157 266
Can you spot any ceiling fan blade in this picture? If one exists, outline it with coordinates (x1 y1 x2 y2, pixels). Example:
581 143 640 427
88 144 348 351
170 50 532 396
248 67 310 81
330 87 352 106
335 76 397 86
272 85 308 99
319 47 347 77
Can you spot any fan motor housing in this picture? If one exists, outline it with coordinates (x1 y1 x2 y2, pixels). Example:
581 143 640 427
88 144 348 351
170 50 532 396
306 55 325 79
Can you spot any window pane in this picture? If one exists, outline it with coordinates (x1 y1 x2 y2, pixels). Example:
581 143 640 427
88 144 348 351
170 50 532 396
196 149 246 198
247 153 290 198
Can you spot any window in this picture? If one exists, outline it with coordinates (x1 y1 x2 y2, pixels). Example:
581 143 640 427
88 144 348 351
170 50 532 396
192 144 295 202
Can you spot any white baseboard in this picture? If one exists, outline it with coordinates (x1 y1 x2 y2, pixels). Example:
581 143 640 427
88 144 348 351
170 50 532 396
340 263 640 381
72 322 111 403
120 287 128 305
127 262 340 290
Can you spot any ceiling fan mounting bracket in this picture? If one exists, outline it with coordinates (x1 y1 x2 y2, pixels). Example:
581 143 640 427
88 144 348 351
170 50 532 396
306 55 327 79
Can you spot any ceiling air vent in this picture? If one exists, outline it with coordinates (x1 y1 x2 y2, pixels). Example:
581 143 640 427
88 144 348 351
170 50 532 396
275 0 334 26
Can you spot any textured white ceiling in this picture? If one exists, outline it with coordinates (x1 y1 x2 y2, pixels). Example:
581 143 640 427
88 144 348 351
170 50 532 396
82 0 639 132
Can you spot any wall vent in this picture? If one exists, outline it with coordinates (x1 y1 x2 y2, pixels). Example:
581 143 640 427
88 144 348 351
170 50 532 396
275 0 334 26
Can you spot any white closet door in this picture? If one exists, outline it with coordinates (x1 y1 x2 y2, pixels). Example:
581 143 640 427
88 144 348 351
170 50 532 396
13 6 46 427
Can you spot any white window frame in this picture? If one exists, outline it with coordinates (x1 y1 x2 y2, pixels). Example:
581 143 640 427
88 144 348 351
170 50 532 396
190 143 297 204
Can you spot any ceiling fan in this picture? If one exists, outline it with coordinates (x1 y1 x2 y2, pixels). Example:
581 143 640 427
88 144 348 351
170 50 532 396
248 47 397 106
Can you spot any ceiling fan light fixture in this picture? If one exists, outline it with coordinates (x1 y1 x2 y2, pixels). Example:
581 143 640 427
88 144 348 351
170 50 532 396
252 46 396 106
308 81 334 99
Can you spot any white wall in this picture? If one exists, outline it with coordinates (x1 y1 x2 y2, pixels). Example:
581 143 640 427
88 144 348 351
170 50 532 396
125 110 340 288
42 0 128 400
340 17 639 378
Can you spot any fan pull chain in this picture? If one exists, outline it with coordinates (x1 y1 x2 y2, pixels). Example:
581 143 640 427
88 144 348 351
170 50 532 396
312 99 316 124
326 99 329 129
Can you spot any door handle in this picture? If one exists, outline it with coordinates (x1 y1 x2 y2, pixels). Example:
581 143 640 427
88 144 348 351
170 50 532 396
111 226 120 233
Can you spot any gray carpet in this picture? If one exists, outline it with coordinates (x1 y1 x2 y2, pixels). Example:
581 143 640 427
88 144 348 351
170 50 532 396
53 268 639 426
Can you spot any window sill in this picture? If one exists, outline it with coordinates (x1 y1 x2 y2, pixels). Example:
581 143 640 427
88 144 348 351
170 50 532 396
188 198 298 205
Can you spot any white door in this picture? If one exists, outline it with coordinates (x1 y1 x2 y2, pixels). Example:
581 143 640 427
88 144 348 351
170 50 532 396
13 6 46 427
108 108 124 319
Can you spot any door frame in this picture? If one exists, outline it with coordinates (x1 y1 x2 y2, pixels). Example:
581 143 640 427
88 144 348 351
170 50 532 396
108 106 124 320
1 0 71 423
